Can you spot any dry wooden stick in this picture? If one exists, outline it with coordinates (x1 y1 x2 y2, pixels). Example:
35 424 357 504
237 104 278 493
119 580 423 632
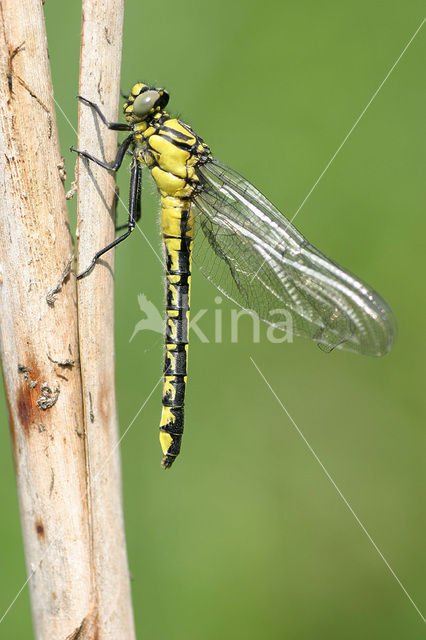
0 1 93 638
0 0 136 637
76 0 136 638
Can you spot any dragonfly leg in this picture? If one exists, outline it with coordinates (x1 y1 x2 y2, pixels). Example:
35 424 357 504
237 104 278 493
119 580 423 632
115 161 142 230
70 133 133 171
77 160 141 279
76 95 132 131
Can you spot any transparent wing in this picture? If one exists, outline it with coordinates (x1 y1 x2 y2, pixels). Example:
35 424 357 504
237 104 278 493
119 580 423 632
191 159 396 356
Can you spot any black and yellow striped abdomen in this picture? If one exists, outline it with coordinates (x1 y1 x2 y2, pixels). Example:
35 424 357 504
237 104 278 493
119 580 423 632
131 100 210 467
159 196 193 468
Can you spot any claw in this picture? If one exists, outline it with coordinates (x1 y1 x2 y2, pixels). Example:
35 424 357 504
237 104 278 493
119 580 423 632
76 260 96 280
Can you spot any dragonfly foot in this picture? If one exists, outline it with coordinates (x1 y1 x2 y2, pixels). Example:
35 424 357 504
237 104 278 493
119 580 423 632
76 260 96 280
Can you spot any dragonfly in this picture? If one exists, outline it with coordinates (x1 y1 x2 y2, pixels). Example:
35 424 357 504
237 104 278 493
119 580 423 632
71 82 396 468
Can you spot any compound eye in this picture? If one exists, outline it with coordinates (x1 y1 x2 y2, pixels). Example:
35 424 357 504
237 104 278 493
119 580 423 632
132 90 160 118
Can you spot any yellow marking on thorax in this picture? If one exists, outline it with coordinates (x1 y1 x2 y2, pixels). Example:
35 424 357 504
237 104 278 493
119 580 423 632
149 135 194 179
162 119 196 143
134 121 148 134
142 124 156 138
151 166 194 198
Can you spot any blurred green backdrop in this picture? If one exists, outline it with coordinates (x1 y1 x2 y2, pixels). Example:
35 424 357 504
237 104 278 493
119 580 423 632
1 2 425 638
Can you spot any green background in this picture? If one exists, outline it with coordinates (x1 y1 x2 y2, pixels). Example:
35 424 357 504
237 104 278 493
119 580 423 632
1 2 425 638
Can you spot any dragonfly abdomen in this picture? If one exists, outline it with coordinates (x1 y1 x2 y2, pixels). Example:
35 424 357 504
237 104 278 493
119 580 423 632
159 196 193 468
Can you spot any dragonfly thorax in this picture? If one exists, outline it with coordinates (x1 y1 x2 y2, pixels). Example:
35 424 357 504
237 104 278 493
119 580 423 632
132 130 208 202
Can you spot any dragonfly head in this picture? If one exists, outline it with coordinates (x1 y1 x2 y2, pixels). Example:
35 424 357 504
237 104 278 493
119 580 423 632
123 83 169 123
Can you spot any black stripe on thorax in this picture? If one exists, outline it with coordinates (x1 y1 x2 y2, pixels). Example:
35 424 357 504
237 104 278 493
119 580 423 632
161 134 196 153
158 123 194 142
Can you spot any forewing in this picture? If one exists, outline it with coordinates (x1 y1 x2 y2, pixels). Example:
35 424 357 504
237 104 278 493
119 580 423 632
191 159 396 356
